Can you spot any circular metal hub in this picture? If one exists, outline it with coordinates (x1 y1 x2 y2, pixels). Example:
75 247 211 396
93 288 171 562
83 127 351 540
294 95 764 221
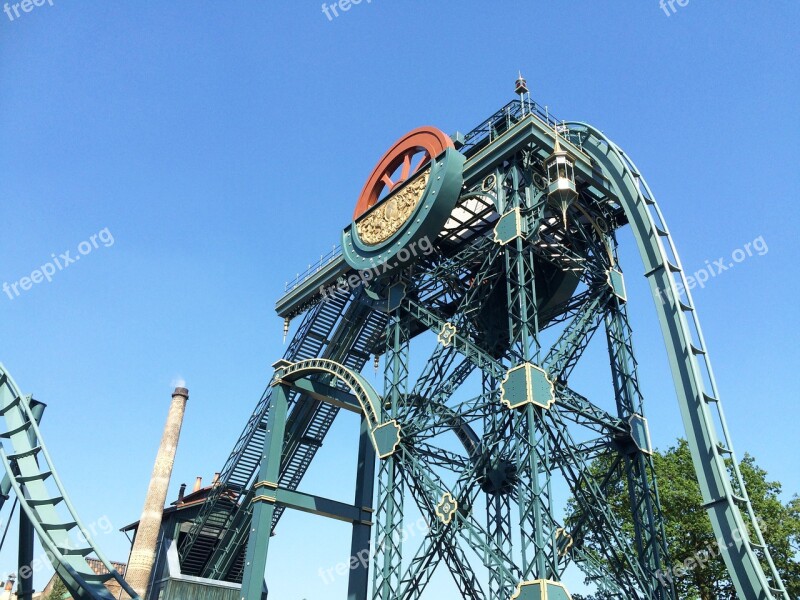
353 127 454 220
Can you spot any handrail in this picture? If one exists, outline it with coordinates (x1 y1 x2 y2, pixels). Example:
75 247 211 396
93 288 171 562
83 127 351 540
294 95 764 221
284 245 342 292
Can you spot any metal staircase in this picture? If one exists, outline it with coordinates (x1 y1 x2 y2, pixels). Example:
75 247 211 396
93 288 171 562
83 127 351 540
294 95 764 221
179 289 387 581
220 302 387 582
0 364 140 600
178 291 348 575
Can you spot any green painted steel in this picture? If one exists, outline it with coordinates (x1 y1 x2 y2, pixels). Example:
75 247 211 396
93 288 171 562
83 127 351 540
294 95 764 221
342 148 466 273
181 291 387 580
189 96 787 600
240 359 392 600
372 315 409 599
160 579 241 600
0 364 140 600
274 358 400 457
512 580 573 600
348 416 376 600
240 383 289 600
566 122 788 599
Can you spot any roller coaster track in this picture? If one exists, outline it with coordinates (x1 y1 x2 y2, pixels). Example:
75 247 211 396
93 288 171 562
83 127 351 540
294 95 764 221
568 122 788 600
0 364 140 600
183 102 788 599
179 289 388 580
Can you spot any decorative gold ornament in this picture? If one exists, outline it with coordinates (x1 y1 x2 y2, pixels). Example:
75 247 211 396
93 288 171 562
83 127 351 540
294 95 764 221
356 168 430 245
555 527 574 557
436 492 458 525
437 322 457 347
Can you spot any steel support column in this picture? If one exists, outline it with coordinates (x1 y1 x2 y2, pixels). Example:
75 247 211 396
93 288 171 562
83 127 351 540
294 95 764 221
241 383 289 600
372 314 409 600
348 416 376 600
17 508 33 600
605 291 674 599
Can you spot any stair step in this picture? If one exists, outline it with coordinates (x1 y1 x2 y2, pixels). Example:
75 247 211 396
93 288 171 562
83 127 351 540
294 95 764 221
7 446 41 460
58 546 92 557
41 520 77 532
180 300 382 575
17 470 53 483
1 421 33 438
28 496 64 507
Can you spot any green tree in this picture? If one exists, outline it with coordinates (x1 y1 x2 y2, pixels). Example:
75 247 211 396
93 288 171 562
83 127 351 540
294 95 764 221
42 576 69 600
567 439 799 599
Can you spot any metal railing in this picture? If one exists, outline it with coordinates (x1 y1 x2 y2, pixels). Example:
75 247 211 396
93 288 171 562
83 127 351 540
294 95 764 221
281 97 578 295
283 244 342 292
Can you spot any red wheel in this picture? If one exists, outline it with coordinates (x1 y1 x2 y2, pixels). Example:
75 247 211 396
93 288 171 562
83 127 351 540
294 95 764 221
353 126 454 220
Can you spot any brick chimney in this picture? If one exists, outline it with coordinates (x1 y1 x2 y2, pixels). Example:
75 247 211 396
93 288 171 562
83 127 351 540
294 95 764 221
126 387 189 598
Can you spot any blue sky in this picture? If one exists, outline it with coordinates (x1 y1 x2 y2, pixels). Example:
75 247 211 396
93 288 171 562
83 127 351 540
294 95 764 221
1 1 798 597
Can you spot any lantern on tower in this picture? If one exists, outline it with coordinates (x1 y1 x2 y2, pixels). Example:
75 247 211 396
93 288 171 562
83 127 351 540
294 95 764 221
514 72 530 114
515 72 528 96
546 123 579 226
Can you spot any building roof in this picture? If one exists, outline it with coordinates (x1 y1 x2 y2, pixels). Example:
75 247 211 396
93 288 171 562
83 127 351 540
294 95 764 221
121 476 237 533
36 558 130 600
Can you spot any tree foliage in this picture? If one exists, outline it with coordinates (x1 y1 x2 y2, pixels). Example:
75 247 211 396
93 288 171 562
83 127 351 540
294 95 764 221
567 439 799 599
43 576 69 600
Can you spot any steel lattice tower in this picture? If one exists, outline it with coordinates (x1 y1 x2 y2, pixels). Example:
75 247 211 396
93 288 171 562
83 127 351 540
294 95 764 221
177 87 789 600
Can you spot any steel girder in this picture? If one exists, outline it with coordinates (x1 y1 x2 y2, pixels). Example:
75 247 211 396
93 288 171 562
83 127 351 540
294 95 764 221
0 366 139 600
231 100 786 600
369 131 680 597
604 295 674 599
372 315 410 599
390 280 659 595
567 122 788 599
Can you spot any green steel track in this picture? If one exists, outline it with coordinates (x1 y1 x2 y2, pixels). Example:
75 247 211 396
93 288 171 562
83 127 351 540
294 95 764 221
0 364 140 600
186 98 788 600
566 122 788 599
0 95 785 600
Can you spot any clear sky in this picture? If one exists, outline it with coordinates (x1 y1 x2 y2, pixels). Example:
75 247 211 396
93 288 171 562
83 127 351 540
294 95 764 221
1 1 798 597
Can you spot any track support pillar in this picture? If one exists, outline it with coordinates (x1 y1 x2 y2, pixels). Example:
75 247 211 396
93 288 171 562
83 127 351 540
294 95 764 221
17 508 34 600
347 416 376 600
240 383 290 600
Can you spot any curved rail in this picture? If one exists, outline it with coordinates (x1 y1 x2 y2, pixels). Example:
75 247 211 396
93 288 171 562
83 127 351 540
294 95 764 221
274 358 401 459
0 364 139 600
567 122 788 599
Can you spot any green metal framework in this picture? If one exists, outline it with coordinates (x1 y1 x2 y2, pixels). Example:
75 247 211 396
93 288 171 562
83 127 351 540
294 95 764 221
180 97 787 600
0 364 140 600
